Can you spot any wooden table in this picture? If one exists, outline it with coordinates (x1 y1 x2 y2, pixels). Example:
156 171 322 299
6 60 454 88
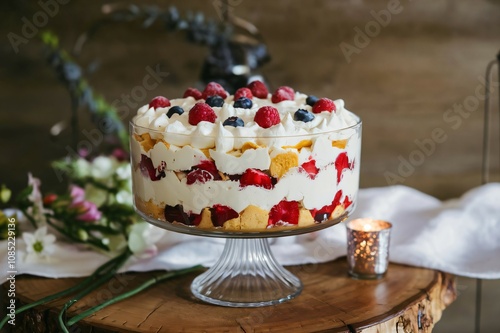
2 258 456 333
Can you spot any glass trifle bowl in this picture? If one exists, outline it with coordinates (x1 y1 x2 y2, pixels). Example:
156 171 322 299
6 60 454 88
130 88 362 307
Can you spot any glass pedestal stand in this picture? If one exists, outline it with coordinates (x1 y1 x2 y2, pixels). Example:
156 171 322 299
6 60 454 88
141 210 350 308
191 238 302 307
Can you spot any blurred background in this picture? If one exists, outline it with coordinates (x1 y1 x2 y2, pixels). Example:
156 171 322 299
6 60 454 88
1 0 499 331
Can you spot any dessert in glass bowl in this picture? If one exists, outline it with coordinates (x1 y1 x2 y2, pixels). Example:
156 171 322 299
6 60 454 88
130 81 362 306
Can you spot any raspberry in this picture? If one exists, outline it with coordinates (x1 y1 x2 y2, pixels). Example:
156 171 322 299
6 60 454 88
202 82 228 99
271 87 295 103
240 168 273 189
268 200 299 226
312 98 336 113
234 87 253 100
186 169 214 185
254 106 280 128
301 159 319 179
183 87 202 100
271 89 290 103
277 86 295 98
210 204 239 227
310 190 343 222
247 80 268 98
188 102 217 125
335 152 351 183
148 96 171 109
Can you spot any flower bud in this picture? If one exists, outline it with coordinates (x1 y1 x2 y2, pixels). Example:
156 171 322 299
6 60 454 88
77 229 88 241
43 193 58 205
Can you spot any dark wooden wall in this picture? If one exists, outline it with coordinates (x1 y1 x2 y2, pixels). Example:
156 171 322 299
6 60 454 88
1 0 500 199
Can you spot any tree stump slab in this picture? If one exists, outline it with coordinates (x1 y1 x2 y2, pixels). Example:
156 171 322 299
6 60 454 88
1 258 456 333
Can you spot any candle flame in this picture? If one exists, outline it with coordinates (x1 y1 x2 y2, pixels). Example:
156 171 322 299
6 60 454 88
362 223 373 231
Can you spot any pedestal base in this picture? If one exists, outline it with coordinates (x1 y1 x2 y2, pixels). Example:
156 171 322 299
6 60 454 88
190 238 302 307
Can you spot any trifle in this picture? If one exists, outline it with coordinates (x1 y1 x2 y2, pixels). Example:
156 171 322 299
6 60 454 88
130 81 361 234
130 81 361 306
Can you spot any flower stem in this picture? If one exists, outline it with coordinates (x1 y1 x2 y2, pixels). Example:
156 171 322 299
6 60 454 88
0 250 130 330
20 207 38 229
58 250 131 332
66 265 203 327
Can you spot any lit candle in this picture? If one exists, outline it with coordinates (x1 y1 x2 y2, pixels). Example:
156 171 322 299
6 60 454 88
346 218 392 279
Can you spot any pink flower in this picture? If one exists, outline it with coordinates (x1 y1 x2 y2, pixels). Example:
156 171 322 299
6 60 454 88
76 201 102 221
111 148 129 162
78 147 90 158
69 185 102 222
69 185 86 206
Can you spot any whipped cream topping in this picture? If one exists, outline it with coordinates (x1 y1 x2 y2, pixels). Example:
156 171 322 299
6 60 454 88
132 93 360 151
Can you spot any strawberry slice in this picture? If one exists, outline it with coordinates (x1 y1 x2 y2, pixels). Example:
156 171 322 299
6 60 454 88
310 190 343 222
191 214 202 226
186 169 214 185
186 160 222 184
240 169 273 189
301 159 319 179
335 152 352 183
197 160 220 179
210 204 239 227
343 196 353 209
268 200 299 226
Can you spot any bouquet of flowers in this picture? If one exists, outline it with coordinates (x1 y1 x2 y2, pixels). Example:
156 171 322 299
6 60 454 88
0 155 201 332
0 32 201 332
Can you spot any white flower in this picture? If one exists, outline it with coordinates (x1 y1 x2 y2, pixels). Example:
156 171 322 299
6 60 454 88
84 183 108 207
23 226 57 262
27 173 42 203
73 158 91 178
26 173 48 225
128 222 166 258
116 163 131 180
90 156 118 180
116 189 133 206
105 234 128 253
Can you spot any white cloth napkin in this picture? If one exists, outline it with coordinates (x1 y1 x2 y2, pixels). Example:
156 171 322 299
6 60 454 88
1 184 499 284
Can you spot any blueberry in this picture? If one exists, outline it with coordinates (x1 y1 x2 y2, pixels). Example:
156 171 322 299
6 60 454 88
166 106 184 118
233 97 253 109
294 109 315 123
223 116 244 127
314 212 330 222
206 95 225 107
306 95 319 107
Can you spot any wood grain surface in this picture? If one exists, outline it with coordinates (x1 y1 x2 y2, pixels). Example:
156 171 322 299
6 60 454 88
2 259 456 333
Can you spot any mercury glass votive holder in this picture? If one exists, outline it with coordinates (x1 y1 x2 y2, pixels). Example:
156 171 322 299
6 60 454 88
346 218 392 279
